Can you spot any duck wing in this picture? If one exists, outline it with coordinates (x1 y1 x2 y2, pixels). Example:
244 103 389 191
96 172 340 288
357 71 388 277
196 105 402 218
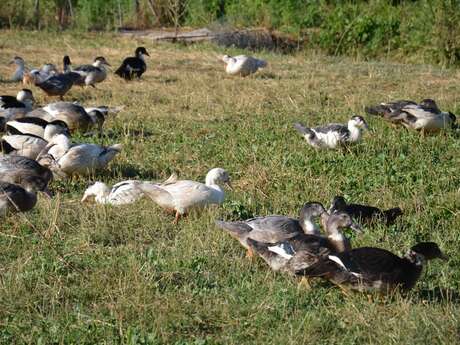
365 100 416 117
108 180 145 205
313 123 350 140
0 96 25 109
245 216 303 243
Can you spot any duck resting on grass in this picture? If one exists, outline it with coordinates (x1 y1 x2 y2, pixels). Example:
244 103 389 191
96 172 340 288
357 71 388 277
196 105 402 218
246 212 361 274
216 202 329 257
221 55 267 77
137 168 231 224
9 56 27 82
0 89 36 129
115 47 149 80
298 242 447 293
329 196 403 226
81 180 148 205
294 115 368 149
365 99 456 133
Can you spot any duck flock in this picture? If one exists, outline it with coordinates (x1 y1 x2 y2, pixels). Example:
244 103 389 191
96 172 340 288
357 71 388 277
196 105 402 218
0 46 457 296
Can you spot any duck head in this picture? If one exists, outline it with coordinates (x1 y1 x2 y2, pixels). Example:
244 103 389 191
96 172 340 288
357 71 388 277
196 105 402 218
205 168 231 189
329 195 347 214
81 182 110 203
408 242 448 262
9 56 25 67
419 99 440 112
221 55 234 64
348 115 369 130
326 211 362 234
63 55 72 72
44 120 71 140
298 202 327 235
17 89 35 105
135 47 150 58
21 175 51 196
93 56 111 67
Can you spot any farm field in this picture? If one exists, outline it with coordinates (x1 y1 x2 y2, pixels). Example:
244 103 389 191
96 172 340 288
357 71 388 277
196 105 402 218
0 30 459 344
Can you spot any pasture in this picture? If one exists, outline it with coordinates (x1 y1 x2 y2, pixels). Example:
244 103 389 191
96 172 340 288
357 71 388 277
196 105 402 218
0 31 459 344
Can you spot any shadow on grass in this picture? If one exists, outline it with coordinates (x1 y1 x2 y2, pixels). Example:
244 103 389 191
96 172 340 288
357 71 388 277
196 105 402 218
415 287 460 304
255 72 279 80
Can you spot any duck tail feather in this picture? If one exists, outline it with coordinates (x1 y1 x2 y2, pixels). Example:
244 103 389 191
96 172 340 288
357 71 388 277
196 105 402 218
295 257 337 277
215 220 252 235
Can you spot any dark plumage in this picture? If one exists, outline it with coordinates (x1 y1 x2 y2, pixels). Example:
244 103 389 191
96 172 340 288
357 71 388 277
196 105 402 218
115 47 149 80
36 72 81 99
0 154 53 187
0 177 49 215
299 242 447 293
329 196 403 226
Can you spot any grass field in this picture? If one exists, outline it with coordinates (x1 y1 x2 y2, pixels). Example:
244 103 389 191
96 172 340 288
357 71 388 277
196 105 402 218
0 30 459 344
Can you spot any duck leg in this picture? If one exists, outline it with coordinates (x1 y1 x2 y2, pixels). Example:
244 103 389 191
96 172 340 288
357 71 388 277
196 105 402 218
173 211 181 224
297 277 311 290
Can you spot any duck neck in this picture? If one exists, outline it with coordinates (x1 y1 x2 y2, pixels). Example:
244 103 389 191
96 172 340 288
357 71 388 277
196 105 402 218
347 121 362 141
301 218 321 235
326 225 351 253
402 250 426 289
95 190 111 204
136 53 145 62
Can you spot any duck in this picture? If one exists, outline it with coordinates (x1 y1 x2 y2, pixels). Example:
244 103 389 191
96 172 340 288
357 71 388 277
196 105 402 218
0 89 35 111
137 168 231 223
365 99 456 133
216 202 329 257
71 56 111 87
329 196 403 226
37 134 122 177
81 180 147 205
246 212 361 274
0 89 36 130
23 64 58 85
299 242 447 293
9 56 27 82
5 117 70 138
115 47 149 80
221 55 267 77
1 120 70 159
35 71 81 99
294 115 369 149
26 102 105 134
0 154 53 187
0 177 50 216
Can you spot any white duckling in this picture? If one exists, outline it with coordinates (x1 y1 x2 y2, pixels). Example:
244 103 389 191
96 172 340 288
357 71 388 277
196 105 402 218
9 56 28 82
81 180 146 205
37 134 122 177
222 55 267 76
294 115 368 149
138 168 231 223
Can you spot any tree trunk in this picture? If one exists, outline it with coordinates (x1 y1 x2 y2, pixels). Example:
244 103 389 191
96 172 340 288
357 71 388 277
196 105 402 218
34 0 40 30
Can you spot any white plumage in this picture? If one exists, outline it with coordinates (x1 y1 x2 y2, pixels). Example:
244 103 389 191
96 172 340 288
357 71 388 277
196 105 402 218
222 55 267 76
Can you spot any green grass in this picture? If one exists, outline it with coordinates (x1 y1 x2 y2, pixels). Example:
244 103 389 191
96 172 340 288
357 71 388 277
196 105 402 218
0 30 459 344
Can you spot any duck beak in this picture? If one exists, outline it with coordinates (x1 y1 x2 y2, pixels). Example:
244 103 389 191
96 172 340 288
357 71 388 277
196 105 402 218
42 187 52 198
350 221 362 233
81 194 90 203
225 180 233 191
145 52 150 57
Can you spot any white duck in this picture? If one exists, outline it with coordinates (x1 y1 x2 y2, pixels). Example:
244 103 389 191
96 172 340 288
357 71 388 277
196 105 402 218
138 168 231 223
1 121 70 159
81 180 146 205
222 55 267 76
37 134 122 177
294 115 369 149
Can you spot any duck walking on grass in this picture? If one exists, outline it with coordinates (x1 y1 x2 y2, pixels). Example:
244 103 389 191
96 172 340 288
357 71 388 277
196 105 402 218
365 99 456 133
115 47 149 80
138 168 231 224
71 56 111 87
299 242 447 293
246 212 361 274
216 202 329 257
294 115 368 149
221 55 267 77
